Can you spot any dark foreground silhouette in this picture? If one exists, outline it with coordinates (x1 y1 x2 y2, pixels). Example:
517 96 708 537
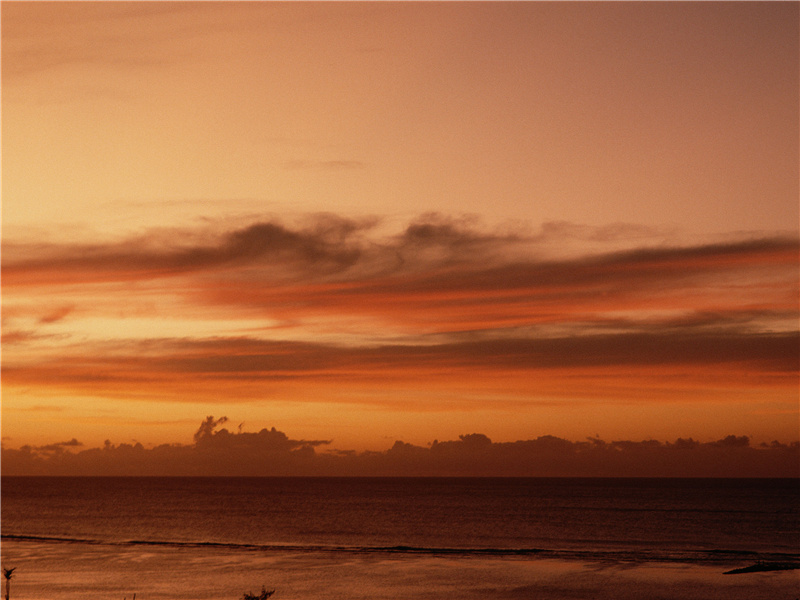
242 587 275 600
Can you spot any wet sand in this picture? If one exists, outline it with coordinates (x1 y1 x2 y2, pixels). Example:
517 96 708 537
2 539 799 600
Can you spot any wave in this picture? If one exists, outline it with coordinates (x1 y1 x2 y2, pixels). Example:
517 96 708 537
4 534 798 567
0 534 544 556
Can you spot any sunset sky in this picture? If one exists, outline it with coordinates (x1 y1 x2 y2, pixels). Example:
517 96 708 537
2 1 798 464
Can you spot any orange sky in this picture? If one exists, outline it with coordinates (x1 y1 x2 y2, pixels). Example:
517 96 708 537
2 2 798 458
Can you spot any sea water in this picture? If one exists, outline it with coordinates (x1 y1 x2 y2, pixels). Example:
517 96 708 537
1 477 798 600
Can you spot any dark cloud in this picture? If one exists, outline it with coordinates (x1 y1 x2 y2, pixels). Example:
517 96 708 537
3 216 372 284
189 224 796 336
6 216 796 288
2 419 796 477
2 215 796 405
27 438 84 456
711 435 751 448
8 215 791 348
3 330 795 397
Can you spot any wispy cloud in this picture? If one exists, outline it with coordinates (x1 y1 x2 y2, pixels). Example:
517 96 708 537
2 2 213 81
2 329 796 407
38 305 75 324
2 215 797 408
3 217 369 284
4 215 796 296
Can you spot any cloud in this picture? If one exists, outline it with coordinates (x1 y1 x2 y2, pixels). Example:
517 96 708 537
4 217 796 331
533 221 671 244
4 215 796 288
1 330 42 345
38 305 75 324
2 329 796 406
50 438 83 448
2 216 370 284
25 438 84 456
1 418 796 477
1 418 330 476
1 2 209 81
2 215 797 406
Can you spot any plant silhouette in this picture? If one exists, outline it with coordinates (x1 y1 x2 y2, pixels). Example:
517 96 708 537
3 568 16 600
242 586 275 600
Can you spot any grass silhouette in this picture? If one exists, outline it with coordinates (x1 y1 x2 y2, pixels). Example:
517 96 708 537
242 586 275 600
3 567 16 600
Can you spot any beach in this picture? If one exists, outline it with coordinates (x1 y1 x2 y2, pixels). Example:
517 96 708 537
2 538 799 600
2 477 797 600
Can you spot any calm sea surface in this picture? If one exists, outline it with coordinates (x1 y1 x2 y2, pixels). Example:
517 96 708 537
1 477 798 600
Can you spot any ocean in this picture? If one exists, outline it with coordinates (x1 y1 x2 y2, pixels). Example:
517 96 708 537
1 477 798 600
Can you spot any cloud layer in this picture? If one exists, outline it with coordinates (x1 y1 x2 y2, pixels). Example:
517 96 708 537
2 214 798 446
2 417 797 477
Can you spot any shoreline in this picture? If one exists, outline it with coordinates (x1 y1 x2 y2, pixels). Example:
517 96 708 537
3 534 798 570
3 543 800 600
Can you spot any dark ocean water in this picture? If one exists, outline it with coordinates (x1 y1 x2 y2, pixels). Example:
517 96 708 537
1 477 798 600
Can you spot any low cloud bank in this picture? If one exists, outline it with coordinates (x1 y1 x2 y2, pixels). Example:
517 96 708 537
2 418 797 477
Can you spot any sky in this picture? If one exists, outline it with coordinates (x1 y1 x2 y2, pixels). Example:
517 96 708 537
2 1 798 475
